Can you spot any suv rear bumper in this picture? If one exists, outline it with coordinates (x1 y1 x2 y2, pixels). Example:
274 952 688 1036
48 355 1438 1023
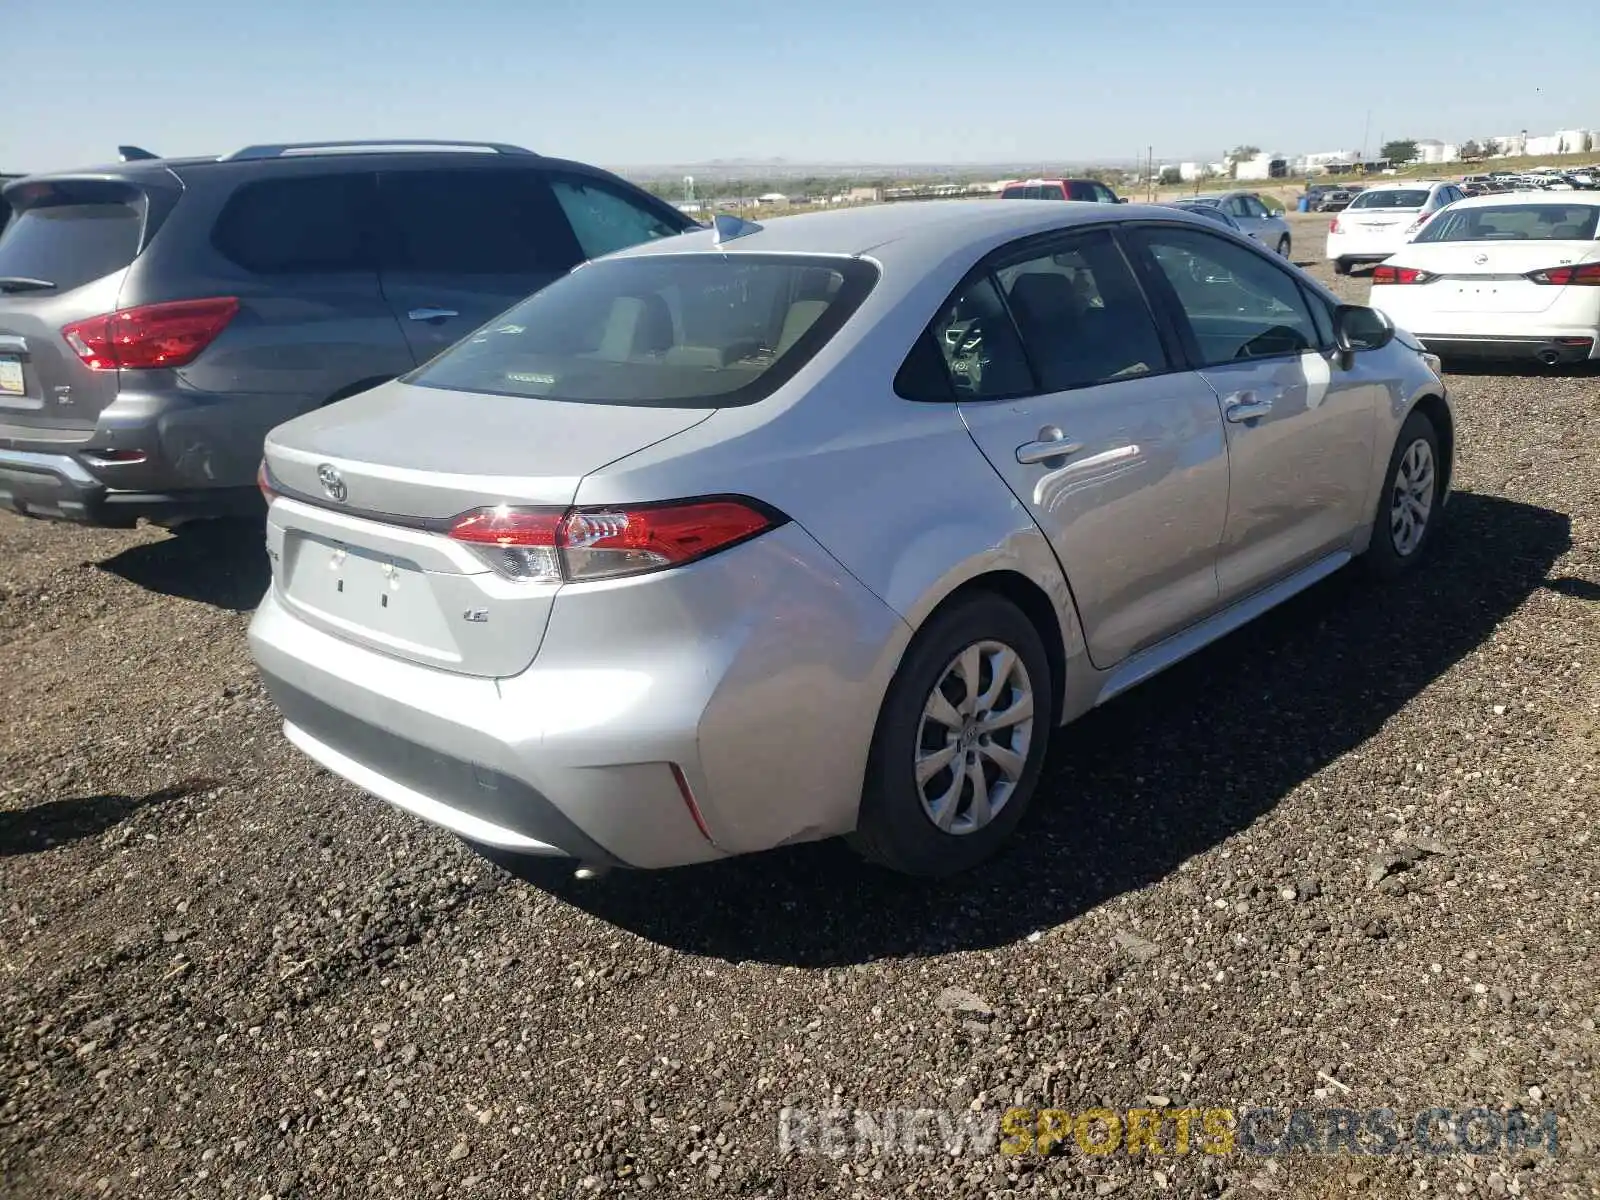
0 446 260 525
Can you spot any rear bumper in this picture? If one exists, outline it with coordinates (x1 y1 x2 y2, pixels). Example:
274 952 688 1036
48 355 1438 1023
247 521 911 869
1411 333 1598 363
0 445 261 525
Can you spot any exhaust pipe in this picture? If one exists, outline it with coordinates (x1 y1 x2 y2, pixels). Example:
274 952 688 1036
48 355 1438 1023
1537 349 1561 367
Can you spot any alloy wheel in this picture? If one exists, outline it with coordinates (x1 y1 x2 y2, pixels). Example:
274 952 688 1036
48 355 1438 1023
1389 437 1435 556
914 640 1034 835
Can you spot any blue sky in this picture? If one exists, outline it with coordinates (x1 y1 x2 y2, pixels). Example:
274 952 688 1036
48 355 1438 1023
6 0 1595 174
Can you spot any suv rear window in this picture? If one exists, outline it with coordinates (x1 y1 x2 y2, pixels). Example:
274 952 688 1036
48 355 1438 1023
0 182 144 291
406 253 878 407
1414 203 1600 242
1349 189 1430 210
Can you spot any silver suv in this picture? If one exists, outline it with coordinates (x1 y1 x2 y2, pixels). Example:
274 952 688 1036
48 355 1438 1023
0 140 693 526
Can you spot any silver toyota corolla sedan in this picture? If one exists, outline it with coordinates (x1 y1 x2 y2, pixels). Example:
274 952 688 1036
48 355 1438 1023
249 200 1454 877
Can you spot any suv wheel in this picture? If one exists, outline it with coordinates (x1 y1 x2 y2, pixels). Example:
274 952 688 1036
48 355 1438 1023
849 595 1053 877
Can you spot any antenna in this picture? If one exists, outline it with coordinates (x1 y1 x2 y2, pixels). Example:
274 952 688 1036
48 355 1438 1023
711 213 762 246
118 145 159 162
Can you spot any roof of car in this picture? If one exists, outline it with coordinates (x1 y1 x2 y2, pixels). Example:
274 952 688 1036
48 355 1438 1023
611 199 1208 265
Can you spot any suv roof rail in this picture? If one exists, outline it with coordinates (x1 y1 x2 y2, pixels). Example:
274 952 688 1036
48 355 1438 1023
220 140 536 162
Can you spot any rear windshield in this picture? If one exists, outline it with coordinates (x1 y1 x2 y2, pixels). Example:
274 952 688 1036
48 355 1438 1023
0 183 145 291
1414 203 1600 243
406 253 878 407
1349 189 1430 210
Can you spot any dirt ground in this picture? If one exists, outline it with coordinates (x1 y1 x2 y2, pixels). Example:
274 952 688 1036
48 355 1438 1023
2 214 1598 1199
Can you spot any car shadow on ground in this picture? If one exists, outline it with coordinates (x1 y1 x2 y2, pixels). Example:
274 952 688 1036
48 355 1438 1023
96 519 270 612
493 492 1570 966
0 778 217 857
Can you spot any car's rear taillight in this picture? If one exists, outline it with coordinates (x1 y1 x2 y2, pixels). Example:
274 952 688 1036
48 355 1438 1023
448 498 783 582
256 460 278 505
1372 265 1435 285
61 297 239 370
1329 217 1342 234
1527 263 1600 285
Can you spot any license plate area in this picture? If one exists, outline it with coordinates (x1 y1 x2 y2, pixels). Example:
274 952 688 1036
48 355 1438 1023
0 354 24 397
282 533 459 662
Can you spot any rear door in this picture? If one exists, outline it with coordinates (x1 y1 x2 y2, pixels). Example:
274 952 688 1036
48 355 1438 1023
950 227 1230 667
375 167 584 364
0 178 158 433
1129 224 1381 603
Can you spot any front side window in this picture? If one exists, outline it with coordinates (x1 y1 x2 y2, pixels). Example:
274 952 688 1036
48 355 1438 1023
1136 227 1318 366
379 169 578 274
1349 189 1430 211
548 175 686 260
1225 197 1252 218
1413 203 1600 243
1067 181 1098 202
1094 184 1120 204
406 253 876 407
994 231 1168 391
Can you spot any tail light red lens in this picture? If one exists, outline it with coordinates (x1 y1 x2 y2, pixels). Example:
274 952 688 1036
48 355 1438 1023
61 297 239 370
1372 265 1435 285
1527 263 1600 285
447 498 782 583
1329 218 1342 234
256 460 278 505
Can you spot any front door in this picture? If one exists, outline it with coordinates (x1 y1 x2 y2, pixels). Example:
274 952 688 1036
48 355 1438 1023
375 168 583 365
946 228 1230 667
1128 224 1382 604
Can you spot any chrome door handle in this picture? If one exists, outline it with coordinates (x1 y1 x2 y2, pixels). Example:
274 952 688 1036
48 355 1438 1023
408 307 459 323
1224 394 1274 423
1016 434 1084 465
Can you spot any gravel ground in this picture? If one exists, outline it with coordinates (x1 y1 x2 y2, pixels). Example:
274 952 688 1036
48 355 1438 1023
3 214 1598 1200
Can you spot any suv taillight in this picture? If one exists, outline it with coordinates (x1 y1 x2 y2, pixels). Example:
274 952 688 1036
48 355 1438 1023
448 498 783 582
1527 263 1600 285
61 297 239 370
1372 265 1435 285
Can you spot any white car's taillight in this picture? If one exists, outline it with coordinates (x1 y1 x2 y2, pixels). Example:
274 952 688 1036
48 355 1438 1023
447 498 783 582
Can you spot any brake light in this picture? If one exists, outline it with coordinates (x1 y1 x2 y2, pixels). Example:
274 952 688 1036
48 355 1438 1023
61 297 239 370
448 498 782 582
256 460 278 505
1372 265 1435 285
1527 263 1600 285
1329 217 1342 234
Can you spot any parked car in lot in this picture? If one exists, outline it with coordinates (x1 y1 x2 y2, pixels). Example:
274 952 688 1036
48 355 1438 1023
0 141 695 526
1314 188 1355 212
1184 191 1293 256
250 201 1453 877
1163 199 1245 231
1325 180 1466 274
1000 178 1125 203
1369 194 1600 366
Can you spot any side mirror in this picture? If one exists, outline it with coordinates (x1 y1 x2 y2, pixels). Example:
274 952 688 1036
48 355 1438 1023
1270 208 1286 218
1117 196 1130 203
1333 303 1394 362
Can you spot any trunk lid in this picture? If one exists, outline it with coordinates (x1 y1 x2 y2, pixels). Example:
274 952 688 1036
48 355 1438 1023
0 177 164 431
1399 242 1600 314
263 379 716 677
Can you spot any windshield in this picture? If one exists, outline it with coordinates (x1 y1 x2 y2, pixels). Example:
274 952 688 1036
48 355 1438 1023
1349 189 1430 210
1414 203 1600 243
407 253 878 407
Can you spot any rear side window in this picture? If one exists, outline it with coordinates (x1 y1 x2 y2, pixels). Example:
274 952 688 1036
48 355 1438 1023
0 182 144 291
213 174 374 274
925 275 1034 399
405 253 877 407
548 175 686 259
995 230 1169 391
1414 203 1600 242
379 170 580 274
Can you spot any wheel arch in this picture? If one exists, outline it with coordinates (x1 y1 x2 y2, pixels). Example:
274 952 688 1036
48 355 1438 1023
1410 392 1455 498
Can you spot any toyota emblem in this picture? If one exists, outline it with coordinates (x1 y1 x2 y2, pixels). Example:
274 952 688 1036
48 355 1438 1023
317 463 348 503
1473 253 1489 265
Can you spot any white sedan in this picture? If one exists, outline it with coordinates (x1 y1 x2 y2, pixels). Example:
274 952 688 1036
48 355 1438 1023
1368 193 1600 366
1326 181 1466 275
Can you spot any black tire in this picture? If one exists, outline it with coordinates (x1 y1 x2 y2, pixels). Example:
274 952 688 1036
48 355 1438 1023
1362 409 1443 580
849 594 1054 878
1333 258 1352 276
1276 236 1292 258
